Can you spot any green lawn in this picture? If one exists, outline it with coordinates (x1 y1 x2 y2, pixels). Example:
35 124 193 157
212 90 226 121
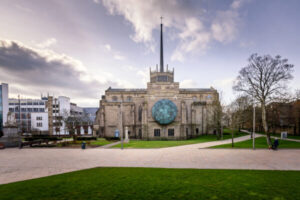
211 136 300 148
1 167 300 200
89 138 112 146
56 138 113 148
256 132 300 140
112 130 247 148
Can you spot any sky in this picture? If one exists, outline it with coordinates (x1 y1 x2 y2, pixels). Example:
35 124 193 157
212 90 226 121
0 0 299 107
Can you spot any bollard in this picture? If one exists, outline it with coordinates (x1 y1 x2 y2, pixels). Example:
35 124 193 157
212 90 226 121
81 141 86 149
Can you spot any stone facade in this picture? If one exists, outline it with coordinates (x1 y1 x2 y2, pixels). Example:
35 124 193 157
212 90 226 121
94 22 219 140
94 68 219 140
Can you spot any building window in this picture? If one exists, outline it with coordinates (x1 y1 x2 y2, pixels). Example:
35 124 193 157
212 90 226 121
33 108 38 112
21 108 26 112
157 75 168 82
39 102 45 105
138 129 142 138
36 116 42 120
168 129 174 136
138 106 142 122
154 129 160 137
193 96 197 101
126 96 132 102
37 122 43 127
186 128 189 136
39 108 45 112
112 96 118 102
33 102 39 105
9 102 14 105
206 95 212 100
27 102 32 105
196 128 199 134
9 108 14 112
27 108 32 112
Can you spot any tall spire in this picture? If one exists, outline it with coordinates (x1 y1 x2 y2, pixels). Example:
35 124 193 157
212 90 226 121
160 16 164 72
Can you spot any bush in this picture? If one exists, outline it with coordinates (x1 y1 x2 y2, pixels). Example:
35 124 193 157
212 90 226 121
76 136 97 141
25 136 62 141
105 137 120 141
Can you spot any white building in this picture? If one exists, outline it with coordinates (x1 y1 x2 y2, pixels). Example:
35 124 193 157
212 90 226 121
7 93 93 135
9 97 48 133
0 83 9 132
31 112 48 132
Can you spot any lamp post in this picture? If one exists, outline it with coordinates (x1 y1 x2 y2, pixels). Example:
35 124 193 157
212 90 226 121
120 100 124 150
253 100 256 150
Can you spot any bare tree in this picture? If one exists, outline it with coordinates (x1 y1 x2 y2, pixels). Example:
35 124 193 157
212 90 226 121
233 54 294 145
207 95 223 139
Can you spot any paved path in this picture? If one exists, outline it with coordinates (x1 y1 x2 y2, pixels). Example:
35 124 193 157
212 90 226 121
1 134 300 185
100 141 121 148
241 130 300 143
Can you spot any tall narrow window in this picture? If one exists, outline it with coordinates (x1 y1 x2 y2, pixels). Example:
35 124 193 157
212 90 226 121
112 96 118 102
154 129 160 137
138 106 142 122
168 129 174 136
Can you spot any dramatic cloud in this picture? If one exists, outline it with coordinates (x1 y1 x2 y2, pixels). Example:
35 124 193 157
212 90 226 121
101 0 247 62
36 38 57 48
103 43 126 60
180 79 198 88
0 39 121 105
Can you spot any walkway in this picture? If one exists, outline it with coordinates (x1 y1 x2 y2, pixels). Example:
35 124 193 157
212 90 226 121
241 130 300 143
1 134 300 185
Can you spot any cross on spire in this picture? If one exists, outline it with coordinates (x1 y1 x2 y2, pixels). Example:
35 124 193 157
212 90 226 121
160 16 164 72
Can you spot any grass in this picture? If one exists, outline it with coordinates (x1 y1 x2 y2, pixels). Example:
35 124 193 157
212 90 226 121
211 136 300 149
1 167 300 200
112 129 247 148
89 138 112 146
56 138 113 148
256 132 300 140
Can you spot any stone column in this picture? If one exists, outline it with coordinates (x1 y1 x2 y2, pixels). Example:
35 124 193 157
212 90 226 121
124 126 129 143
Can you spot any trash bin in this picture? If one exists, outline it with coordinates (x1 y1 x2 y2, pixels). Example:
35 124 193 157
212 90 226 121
81 141 86 149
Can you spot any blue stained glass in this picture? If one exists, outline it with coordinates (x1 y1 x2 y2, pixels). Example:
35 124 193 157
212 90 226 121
151 99 177 125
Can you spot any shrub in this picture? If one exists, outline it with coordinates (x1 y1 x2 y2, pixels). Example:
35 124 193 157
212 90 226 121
76 136 97 141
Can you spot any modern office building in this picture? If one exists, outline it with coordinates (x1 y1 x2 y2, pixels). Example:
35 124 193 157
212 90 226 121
8 97 48 133
0 83 9 133
8 95 93 135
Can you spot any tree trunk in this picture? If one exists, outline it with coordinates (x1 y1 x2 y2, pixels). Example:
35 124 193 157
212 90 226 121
261 102 272 146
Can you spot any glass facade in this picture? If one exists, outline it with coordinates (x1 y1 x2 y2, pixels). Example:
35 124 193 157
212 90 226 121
0 85 3 132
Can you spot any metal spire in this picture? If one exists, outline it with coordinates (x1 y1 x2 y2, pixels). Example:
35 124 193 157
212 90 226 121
160 16 164 72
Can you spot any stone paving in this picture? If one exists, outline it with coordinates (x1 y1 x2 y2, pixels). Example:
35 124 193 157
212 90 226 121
1 135 300 185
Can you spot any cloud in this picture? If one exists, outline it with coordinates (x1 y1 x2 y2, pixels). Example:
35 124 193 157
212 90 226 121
0 39 122 106
180 79 198 88
102 0 247 62
36 38 57 48
211 0 242 43
103 43 126 60
211 78 235 104
104 44 111 51
113 55 125 60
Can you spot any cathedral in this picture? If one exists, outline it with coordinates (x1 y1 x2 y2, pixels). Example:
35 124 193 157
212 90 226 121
94 22 219 140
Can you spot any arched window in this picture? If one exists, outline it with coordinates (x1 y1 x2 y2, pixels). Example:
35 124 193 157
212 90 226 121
112 96 118 102
138 105 142 122
192 96 197 101
126 96 132 102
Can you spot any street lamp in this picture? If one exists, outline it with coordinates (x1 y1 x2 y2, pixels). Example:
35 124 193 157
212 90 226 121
120 100 124 150
253 99 256 150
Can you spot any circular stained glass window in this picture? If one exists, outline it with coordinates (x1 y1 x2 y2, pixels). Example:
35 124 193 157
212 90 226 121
151 99 177 125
